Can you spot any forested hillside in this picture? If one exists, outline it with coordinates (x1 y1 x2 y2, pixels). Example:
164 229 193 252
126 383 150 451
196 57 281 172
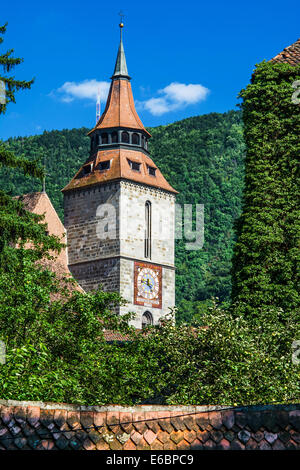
1 110 245 322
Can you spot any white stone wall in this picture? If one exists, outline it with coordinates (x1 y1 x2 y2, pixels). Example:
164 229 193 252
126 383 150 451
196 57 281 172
119 259 175 328
119 181 176 266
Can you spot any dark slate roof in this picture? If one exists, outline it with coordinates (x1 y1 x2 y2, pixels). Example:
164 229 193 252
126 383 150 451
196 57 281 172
112 36 130 79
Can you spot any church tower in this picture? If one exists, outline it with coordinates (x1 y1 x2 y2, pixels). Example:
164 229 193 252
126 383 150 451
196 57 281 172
62 24 177 328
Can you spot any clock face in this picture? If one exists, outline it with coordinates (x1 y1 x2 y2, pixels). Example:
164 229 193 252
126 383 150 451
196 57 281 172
137 268 159 300
134 262 162 308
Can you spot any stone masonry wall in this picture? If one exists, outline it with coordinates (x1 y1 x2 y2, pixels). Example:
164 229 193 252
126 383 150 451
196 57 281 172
64 180 176 326
64 183 121 268
119 181 176 267
0 400 299 450
119 259 175 328
118 181 176 327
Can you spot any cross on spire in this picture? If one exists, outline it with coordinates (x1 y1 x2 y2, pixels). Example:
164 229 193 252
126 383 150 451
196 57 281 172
119 10 125 25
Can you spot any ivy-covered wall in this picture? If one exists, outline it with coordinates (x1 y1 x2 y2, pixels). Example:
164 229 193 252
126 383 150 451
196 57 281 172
232 61 300 317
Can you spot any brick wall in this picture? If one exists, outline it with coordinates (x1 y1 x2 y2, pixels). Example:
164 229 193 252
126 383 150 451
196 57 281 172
0 400 299 450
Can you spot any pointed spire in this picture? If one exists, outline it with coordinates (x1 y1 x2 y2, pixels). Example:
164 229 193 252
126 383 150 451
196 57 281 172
111 20 130 79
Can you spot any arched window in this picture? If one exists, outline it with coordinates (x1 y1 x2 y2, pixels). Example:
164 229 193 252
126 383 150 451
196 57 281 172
101 133 108 144
142 311 153 328
141 136 145 148
121 131 129 143
132 133 139 145
145 201 151 259
111 131 118 143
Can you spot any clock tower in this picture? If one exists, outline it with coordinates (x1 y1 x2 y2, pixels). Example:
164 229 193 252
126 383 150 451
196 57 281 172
62 24 177 328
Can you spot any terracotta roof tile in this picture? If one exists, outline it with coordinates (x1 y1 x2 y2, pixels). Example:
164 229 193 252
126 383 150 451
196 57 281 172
0 403 299 450
62 148 177 194
89 79 150 137
15 192 83 295
271 38 300 65
15 192 43 212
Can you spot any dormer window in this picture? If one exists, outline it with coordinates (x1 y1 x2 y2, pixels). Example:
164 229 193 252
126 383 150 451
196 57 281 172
98 160 111 171
83 163 93 175
128 159 141 172
148 166 156 176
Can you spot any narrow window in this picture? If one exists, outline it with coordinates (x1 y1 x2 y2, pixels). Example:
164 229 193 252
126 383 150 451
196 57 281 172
142 311 153 328
101 133 108 144
121 131 129 143
98 160 110 171
132 133 139 145
111 131 118 143
145 201 151 259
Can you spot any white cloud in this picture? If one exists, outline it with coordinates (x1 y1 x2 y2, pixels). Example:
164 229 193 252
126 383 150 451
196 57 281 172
143 97 172 115
138 82 210 116
52 79 110 103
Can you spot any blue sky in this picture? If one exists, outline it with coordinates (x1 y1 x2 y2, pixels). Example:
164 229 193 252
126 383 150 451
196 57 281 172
1 0 299 140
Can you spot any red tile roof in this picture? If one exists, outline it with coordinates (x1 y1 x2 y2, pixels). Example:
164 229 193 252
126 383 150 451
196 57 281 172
0 402 298 450
16 192 83 295
62 148 178 194
103 329 138 342
89 78 151 137
272 38 300 65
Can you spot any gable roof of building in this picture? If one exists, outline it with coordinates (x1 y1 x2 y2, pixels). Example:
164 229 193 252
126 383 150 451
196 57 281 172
271 38 300 65
16 192 83 294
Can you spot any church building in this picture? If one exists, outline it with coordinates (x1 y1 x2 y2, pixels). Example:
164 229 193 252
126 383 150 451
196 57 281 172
62 24 178 328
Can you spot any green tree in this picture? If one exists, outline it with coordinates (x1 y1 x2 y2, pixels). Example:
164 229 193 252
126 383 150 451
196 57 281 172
0 23 38 177
0 22 133 404
231 61 300 319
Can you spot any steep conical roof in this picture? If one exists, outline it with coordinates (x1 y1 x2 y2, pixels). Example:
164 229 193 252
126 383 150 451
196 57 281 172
64 25 177 195
88 27 150 136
